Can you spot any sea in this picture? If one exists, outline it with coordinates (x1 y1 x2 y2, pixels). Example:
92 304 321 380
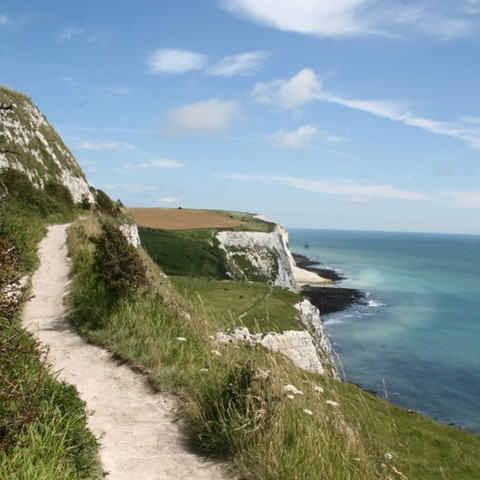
289 229 480 433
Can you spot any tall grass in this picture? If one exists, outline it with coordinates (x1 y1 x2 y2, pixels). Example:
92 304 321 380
67 216 419 479
0 170 101 479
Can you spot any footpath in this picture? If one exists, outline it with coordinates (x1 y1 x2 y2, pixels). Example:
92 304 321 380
22 224 227 480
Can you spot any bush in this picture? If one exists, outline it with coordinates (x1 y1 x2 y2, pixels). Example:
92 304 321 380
91 222 148 298
44 180 74 206
94 190 120 216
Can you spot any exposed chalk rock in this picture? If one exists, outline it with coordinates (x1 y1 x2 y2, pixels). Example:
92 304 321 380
0 86 93 204
216 224 297 290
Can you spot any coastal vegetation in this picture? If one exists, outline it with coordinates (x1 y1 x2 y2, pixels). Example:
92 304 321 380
66 212 480 479
0 170 101 479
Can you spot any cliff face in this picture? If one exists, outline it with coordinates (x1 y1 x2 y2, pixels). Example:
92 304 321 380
216 221 338 378
216 224 297 290
0 86 93 203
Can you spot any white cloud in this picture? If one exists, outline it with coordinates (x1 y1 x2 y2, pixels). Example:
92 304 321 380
147 48 206 74
253 69 480 150
441 190 480 208
157 196 180 204
62 77 129 96
125 184 158 193
208 51 267 76
77 140 136 150
58 27 84 41
0 13 9 26
269 124 319 148
220 0 480 39
223 173 431 202
162 98 240 135
253 68 321 110
124 159 185 170
269 124 346 148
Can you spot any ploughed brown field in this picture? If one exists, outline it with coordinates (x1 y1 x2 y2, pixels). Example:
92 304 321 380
129 208 246 230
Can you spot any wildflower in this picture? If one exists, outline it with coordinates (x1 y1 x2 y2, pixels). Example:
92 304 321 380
384 452 395 461
313 386 324 394
283 384 303 395
303 409 313 416
287 394 295 399
176 337 187 342
211 350 221 356
199 368 209 373
208 335 215 340
325 400 339 407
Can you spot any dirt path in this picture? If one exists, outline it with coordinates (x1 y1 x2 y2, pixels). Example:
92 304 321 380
22 224 228 480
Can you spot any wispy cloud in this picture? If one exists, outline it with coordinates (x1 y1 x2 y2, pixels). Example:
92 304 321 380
162 98 240 135
147 48 267 76
268 124 345 148
441 190 480 208
124 159 185 170
209 51 268 76
0 13 9 26
220 0 480 39
222 173 432 202
147 49 206 74
58 27 84 41
58 27 110 45
76 140 137 150
269 124 319 148
124 184 158 193
61 76 129 96
253 68 480 150
224 172 480 208
157 196 180 204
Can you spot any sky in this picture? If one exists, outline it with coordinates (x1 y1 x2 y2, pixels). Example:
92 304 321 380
1 0 479 234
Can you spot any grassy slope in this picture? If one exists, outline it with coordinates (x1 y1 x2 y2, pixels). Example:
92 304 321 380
0 174 101 479
138 211 276 282
68 215 480 480
171 276 303 333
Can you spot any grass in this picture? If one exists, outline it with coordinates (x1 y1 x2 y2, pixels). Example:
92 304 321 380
67 214 480 480
0 85 85 181
138 227 229 279
0 170 101 478
171 276 303 333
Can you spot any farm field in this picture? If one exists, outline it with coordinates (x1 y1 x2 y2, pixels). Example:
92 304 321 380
130 208 246 230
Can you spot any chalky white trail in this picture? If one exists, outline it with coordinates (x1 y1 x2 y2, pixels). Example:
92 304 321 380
22 224 227 480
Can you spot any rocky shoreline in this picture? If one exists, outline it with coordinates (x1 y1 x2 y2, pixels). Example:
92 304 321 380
293 253 366 315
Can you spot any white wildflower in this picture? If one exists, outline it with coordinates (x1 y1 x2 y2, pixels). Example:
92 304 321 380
303 409 313 416
199 368 209 373
211 350 221 356
384 452 395 461
325 400 339 407
313 386 324 394
283 384 303 395
287 394 295 399
176 337 187 342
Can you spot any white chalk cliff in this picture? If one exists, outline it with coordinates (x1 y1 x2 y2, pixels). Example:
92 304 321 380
0 86 93 204
216 222 338 378
216 224 297 290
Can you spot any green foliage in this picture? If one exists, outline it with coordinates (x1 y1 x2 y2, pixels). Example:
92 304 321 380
91 222 148 299
139 227 228 279
67 216 480 480
94 189 120 216
172 276 303 333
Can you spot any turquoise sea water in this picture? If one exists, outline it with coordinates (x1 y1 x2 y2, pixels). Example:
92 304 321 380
289 229 480 433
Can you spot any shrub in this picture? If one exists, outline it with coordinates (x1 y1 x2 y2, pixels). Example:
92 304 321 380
94 190 119 216
44 180 74 206
91 222 148 298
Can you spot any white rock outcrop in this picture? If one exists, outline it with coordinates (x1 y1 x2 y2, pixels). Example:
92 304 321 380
216 299 338 378
216 225 297 290
0 87 94 204
119 222 141 248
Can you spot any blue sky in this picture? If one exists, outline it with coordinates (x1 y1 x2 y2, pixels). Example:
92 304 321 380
1 0 479 233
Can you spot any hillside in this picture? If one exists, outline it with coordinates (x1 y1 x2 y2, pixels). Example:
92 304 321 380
2 86 480 480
